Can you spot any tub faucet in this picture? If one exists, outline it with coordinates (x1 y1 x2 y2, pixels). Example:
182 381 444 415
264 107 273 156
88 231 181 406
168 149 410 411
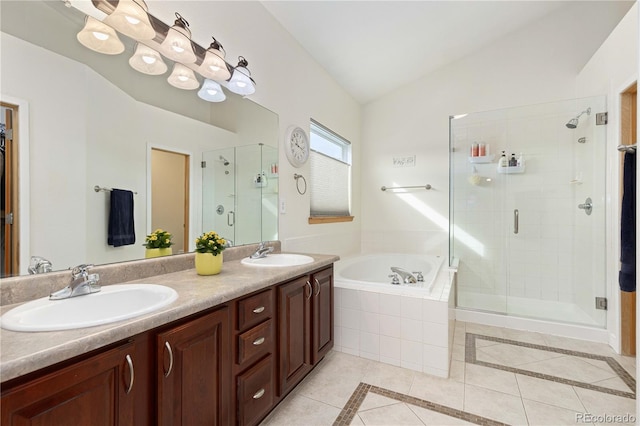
250 242 274 259
390 267 417 284
50 264 101 300
28 256 53 274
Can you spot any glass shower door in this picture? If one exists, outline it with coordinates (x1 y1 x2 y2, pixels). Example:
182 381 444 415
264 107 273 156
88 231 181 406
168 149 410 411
202 148 236 245
451 96 607 328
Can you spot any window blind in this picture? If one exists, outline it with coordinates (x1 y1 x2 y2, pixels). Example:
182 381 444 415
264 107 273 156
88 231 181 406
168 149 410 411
310 151 350 216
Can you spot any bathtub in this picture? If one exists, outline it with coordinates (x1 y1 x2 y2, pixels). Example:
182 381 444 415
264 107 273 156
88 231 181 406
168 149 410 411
335 253 444 297
333 253 455 378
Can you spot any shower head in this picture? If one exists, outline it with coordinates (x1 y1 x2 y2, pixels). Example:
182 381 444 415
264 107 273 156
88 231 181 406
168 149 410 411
219 155 230 166
565 107 591 129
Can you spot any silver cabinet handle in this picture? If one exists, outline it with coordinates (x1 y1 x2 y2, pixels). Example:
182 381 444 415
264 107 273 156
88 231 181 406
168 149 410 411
514 209 519 234
253 337 265 346
125 354 135 394
253 388 265 399
252 306 265 314
164 341 174 378
314 278 320 296
305 281 312 300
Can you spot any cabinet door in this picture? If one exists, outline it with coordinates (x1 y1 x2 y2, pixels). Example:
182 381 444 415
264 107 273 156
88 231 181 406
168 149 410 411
157 308 230 426
1 341 137 426
312 267 334 364
278 276 312 396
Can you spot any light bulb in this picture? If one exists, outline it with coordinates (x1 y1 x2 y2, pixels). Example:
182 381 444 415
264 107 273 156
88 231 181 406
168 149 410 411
125 15 141 25
92 31 109 41
142 54 156 64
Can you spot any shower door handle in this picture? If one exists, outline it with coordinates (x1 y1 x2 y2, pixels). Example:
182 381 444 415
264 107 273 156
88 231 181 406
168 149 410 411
227 211 235 227
513 209 519 234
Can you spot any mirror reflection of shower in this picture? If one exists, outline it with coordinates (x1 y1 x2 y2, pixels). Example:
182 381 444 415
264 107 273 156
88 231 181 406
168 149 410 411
565 107 591 128
219 155 230 166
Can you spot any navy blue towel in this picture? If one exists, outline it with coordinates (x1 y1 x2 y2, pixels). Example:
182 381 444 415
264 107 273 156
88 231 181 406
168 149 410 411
619 151 636 292
108 189 136 247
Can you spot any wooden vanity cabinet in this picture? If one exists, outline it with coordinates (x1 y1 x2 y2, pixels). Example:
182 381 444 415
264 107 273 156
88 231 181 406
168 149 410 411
232 289 276 426
1 340 141 426
278 266 334 397
156 307 231 426
1 264 334 426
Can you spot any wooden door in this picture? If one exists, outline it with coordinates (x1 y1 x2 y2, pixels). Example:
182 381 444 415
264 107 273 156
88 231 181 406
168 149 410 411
278 276 312 396
1 341 137 425
156 308 230 426
151 148 190 254
1 102 18 277
311 267 334 364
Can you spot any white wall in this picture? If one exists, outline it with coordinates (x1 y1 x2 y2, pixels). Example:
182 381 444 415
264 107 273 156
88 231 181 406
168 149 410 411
361 5 596 257
575 3 638 352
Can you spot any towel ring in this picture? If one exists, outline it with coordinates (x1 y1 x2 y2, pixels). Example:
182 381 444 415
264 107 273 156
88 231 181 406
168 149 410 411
294 174 307 195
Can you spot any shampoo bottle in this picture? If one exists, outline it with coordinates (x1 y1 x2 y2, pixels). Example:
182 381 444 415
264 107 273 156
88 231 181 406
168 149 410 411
509 153 517 167
517 153 524 167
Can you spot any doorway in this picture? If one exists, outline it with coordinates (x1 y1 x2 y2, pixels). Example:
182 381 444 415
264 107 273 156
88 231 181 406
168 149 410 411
620 82 636 355
1 102 19 277
151 148 190 254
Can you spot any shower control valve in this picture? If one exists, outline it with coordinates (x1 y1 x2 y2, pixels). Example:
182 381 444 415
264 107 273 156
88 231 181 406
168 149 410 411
413 272 424 282
388 274 400 285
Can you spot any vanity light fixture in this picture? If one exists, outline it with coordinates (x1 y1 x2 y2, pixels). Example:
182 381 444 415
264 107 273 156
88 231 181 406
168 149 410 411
159 13 197 64
76 16 124 55
129 43 167 75
199 38 231 81
198 79 226 102
167 63 199 90
227 56 256 96
103 0 155 41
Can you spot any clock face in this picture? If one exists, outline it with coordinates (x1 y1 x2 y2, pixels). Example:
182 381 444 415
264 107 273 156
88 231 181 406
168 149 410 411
285 127 309 167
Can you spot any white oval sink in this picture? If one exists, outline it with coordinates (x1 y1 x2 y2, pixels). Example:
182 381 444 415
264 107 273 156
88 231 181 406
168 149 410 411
1 284 178 332
241 253 314 267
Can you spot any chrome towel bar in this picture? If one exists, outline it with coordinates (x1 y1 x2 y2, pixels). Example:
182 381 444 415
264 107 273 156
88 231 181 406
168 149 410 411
94 185 138 195
381 184 432 191
618 144 637 153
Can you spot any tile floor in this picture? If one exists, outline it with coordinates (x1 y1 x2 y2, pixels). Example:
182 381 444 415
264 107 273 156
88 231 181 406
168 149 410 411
260 321 637 426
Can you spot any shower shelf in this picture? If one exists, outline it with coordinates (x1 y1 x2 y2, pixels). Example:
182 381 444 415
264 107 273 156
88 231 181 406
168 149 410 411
468 154 495 164
497 165 525 174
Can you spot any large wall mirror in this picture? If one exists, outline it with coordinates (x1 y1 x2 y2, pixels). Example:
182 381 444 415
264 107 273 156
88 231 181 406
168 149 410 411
0 0 279 277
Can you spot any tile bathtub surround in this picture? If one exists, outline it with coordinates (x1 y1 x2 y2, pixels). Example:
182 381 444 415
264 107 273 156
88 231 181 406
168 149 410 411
0 241 281 306
263 321 636 426
333 269 456 377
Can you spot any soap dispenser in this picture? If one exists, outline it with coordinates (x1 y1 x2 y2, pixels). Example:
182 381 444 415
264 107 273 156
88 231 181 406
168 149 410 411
498 151 507 167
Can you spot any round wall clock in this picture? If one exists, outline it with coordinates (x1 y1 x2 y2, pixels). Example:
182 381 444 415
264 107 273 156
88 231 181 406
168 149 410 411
285 126 310 168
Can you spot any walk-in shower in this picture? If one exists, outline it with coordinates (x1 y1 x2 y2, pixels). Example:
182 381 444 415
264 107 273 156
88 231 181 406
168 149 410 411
449 96 607 329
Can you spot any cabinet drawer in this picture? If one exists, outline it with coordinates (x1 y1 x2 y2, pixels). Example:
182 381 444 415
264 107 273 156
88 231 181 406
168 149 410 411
237 319 274 367
237 289 273 331
237 355 274 426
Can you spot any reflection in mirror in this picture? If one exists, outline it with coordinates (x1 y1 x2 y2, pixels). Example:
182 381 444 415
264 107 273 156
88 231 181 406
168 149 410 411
202 144 278 247
0 1 278 277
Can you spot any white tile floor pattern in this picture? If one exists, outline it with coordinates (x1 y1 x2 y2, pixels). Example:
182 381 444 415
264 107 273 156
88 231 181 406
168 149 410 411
260 321 636 426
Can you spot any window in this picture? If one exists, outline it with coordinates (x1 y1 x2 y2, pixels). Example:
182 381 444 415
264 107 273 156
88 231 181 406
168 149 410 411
309 119 353 223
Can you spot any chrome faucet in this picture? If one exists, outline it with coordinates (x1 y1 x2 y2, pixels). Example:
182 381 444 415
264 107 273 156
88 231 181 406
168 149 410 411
390 267 417 284
28 256 53 274
50 264 101 300
250 242 274 259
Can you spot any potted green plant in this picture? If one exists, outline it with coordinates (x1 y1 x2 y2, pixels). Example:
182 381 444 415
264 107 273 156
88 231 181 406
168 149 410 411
143 229 173 258
194 231 226 275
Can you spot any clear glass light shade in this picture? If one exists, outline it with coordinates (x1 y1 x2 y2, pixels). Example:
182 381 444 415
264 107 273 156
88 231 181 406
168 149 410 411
198 79 226 102
167 63 199 90
76 16 124 55
199 49 231 81
129 44 167 75
227 66 255 96
159 25 197 63
104 0 155 41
